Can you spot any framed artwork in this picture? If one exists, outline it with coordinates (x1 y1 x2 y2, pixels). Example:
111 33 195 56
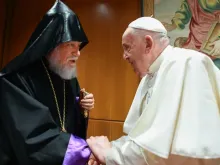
153 0 220 56
154 0 190 47
201 22 220 55
141 0 154 17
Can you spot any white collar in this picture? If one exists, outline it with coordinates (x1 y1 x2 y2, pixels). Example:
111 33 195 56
148 45 170 74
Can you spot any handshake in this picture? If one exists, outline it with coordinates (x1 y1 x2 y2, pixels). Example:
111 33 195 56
86 136 112 165
79 89 110 164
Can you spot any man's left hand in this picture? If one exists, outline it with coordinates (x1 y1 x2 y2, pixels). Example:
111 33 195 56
80 93 95 110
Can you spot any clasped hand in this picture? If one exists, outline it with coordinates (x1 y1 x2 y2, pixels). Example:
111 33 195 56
86 136 112 165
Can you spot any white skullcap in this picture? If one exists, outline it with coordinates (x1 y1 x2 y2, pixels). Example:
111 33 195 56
128 17 167 35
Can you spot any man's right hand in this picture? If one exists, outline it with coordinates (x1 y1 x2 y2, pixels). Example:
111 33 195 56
87 136 111 164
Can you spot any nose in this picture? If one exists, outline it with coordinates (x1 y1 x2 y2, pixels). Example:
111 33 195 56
75 50 80 57
77 50 80 56
123 53 128 60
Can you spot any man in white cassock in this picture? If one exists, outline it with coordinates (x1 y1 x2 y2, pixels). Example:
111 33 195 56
87 17 220 165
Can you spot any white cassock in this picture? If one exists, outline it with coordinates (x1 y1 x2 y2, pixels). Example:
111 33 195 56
105 45 220 165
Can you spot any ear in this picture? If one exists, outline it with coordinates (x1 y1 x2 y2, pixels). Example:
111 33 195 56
144 35 153 53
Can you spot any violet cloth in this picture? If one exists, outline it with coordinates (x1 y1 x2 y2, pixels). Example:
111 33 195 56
63 135 91 165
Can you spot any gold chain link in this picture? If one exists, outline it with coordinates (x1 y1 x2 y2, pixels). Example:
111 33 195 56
41 59 66 132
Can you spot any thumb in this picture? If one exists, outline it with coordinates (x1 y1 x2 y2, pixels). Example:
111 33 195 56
86 139 91 144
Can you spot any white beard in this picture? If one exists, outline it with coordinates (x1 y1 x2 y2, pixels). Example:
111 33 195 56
47 56 77 80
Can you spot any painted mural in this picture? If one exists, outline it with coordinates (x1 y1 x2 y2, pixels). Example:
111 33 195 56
154 0 220 68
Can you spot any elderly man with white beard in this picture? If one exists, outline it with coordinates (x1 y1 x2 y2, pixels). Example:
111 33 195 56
0 1 94 165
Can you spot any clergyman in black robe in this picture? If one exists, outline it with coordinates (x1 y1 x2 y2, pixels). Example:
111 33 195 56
0 1 95 165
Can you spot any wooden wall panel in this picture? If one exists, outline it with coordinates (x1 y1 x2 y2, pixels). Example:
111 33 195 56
1 0 55 67
111 121 125 140
142 0 154 16
69 0 140 121
88 120 124 141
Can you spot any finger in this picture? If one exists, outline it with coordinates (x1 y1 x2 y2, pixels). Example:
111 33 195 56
80 88 85 92
89 136 95 140
95 136 102 140
81 102 94 107
86 138 93 142
91 159 98 165
87 139 95 148
80 100 94 105
80 99 94 104
99 136 106 141
86 139 91 144
81 105 94 110
80 102 94 108
104 136 109 141
88 159 93 165
84 93 94 99
90 160 98 165
87 137 94 143
97 136 106 140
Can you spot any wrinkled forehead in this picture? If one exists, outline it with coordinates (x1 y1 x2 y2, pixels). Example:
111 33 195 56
53 41 82 50
59 41 82 47
122 28 134 44
122 27 133 38
50 41 82 55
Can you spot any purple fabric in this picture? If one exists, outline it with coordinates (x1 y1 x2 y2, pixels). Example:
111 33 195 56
63 135 91 165
75 97 80 102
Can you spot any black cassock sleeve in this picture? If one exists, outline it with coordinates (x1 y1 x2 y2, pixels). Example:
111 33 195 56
0 129 13 165
0 77 70 165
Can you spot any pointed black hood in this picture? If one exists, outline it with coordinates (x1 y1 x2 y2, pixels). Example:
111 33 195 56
1 0 88 77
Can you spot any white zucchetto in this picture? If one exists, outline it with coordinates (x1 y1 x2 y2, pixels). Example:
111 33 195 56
128 17 167 35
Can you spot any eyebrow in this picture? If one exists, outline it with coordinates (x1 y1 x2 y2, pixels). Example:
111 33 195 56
122 43 130 48
122 43 129 46
66 42 81 46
